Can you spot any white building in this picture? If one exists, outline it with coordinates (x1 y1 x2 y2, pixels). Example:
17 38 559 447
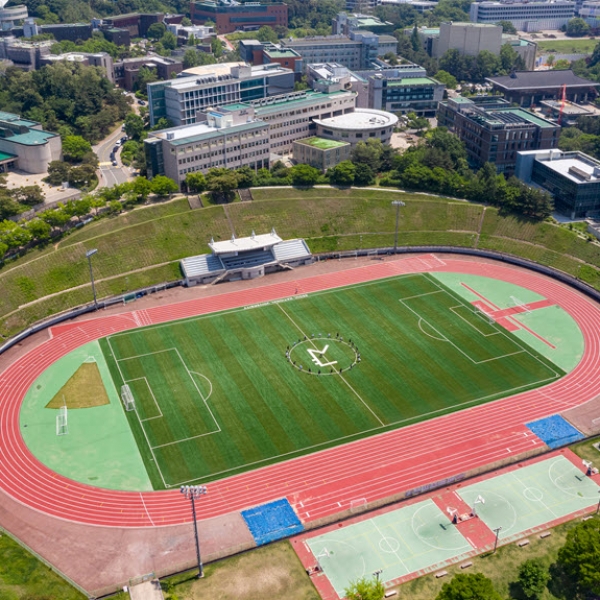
313 108 398 146
434 22 503 58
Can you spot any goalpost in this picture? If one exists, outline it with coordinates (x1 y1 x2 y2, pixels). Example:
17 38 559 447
121 384 135 411
510 296 531 314
56 405 68 436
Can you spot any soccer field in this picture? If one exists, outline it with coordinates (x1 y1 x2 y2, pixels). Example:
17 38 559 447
100 273 564 489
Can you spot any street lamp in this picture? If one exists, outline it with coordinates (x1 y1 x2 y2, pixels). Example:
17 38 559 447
373 569 383 582
596 490 600 515
391 200 405 254
493 526 502 553
180 485 208 578
85 249 98 310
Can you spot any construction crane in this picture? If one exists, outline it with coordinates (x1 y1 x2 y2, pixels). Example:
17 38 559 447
558 83 567 126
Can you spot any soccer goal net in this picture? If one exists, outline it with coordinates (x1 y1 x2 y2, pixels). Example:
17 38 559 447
510 296 531 314
56 406 68 436
121 384 135 411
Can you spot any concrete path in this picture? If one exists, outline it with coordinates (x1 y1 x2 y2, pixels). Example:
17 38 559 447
129 579 164 600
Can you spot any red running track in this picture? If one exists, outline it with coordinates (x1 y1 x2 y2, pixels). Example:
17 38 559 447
0 255 598 528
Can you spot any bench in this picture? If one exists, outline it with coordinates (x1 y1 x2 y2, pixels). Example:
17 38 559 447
517 539 530 547
435 571 449 578
460 562 473 569
384 591 398 598
539 531 552 539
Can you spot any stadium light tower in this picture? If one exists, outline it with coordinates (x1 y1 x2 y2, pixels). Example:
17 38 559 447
597 490 600 515
493 526 502 553
391 200 405 254
373 569 383 582
85 249 98 310
180 485 208 578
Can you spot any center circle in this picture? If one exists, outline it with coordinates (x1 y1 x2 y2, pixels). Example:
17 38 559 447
379 536 400 553
523 487 544 502
286 335 359 375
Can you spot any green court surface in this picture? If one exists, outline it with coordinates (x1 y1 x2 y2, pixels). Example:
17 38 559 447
20 341 152 491
456 455 600 543
431 272 583 371
306 499 473 596
99 273 568 489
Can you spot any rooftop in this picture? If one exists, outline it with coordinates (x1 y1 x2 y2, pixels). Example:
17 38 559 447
540 99 592 115
537 150 600 183
314 108 398 130
471 107 557 129
177 61 246 78
285 36 359 46
149 118 267 146
224 90 355 115
210 231 282 254
295 136 349 149
387 77 440 86
264 47 301 59
487 70 598 90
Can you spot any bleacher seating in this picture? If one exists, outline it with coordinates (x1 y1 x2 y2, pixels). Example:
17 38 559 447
272 239 311 262
180 254 225 279
220 249 276 270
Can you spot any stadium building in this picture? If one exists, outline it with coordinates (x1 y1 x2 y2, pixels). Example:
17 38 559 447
180 230 313 285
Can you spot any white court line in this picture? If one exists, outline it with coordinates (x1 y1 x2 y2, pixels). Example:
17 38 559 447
448 305 500 337
277 303 385 427
371 519 410 576
127 377 163 421
508 470 559 520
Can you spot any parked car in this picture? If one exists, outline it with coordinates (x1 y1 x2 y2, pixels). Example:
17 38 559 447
115 140 122 146
112 160 118 166
120 136 128 144
109 152 115 160
113 146 119 153
137 99 146 106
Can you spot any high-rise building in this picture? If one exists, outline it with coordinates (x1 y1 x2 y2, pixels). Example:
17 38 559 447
434 22 503 58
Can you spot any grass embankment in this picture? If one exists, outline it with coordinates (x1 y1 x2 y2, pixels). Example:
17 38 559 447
161 541 319 600
536 38 597 54
1 187 600 339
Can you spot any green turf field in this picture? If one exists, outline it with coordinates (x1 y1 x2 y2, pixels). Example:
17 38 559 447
100 273 565 489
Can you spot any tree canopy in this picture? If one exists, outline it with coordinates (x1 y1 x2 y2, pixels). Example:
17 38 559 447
344 576 385 600
436 573 503 600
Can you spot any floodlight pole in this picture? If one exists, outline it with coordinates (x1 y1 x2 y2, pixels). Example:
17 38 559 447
373 569 383 582
85 249 98 310
493 526 502 553
180 485 208 578
392 200 405 254
597 491 600 515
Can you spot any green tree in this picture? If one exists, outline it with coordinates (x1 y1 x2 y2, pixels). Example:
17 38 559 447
500 43 518 72
411 24 421 52
436 573 503 600
290 163 321 186
257 25 279 43
566 17 591 37
62 135 93 162
354 163 375 186
68 164 96 188
147 22 167 41
235 166 255 188
46 161 71 186
132 176 153 201
205 167 238 202
547 54 555 67
185 171 206 194
351 139 384 171
344 576 385 600
183 48 200 69
496 20 517 34
135 66 159 94
434 70 457 89
517 559 549 600
211 38 224 59
0 195 22 220
124 113 145 141
162 31 178 51
328 160 355 186
151 175 178 197
12 185 44 207
553 59 572 70
556 517 600 598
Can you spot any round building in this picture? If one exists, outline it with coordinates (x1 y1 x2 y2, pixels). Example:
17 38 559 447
312 108 398 146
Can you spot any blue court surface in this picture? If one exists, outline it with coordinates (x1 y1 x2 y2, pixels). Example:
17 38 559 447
242 498 304 546
526 415 585 449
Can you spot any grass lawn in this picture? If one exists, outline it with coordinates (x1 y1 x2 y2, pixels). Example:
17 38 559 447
161 541 319 600
570 435 600 463
0 529 87 600
536 38 598 54
100 273 562 489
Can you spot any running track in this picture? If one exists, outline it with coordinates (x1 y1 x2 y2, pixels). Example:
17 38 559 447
0 255 598 528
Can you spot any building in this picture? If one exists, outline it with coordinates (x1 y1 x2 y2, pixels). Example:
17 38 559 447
99 26 131 47
147 62 295 126
501 35 537 71
102 13 164 38
469 0 576 32
0 4 27 30
345 0 379 13
433 22 502 58
0 36 53 70
145 107 270 186
114 55 182 91
166 22 215 46
515 149 600 218
180 231 312 286
40 51 115 83
189 0 288 34
293 137 352 170
379 0 439 13
539 99 594 126
579 1 600 27
281 32 398 71
313 108 398 146
486 70 599 107
219 90 357 153
437 96 560 173
306 62 369 106
0 111 61 173
332 12 395 36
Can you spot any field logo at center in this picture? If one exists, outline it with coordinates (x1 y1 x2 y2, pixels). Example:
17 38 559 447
307 345 338 368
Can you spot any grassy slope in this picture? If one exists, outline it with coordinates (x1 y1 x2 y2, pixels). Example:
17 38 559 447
536 38 597 54
100 274 562 489
2 187 600 339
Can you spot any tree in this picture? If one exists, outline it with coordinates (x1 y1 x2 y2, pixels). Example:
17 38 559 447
151 175 178 197
132 176 153 201
547 54 555 68
500 43 518 72
12 185 44 207
556 517 600 598
352 139 384 171
354 163 375 186
235 166 255 188
162 31 178 51
46 161 71 186
411 24 421 53
344 576 385 600
257 25 278 43
211 38 224 59
185 171 206 194
62 135 93 162
328 160 355 186
496 20 517 34
205 167 238 202
566 17 591 37
517 559 549 600
147 22 167 41
183 48 200 69
290 163 320 187
135 66 159 93
436 573 503 600
553 59 572 70
68 164 96 188
434 70 458 89
124 113 145 141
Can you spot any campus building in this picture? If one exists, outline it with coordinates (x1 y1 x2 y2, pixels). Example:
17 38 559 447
469 0 576 32
313 108 398 146
101 12 164 38
0 36 53 69
147 62 295 126
41 51 115 83
486 70 600 107
292 137 352 170
380 0 439 12
145 107 270 186
434 22 503 58
0 111 61 174
281 32 398 71
114 55 182 90
515 149 600 218
332 12 395 36
189 0 288 34
0 4 27 30
306 62 369 106
437 96 560 173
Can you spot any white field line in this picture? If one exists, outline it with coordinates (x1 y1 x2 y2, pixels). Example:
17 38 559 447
276 303 385 427
127 377 163 420
448 305 500 338
508 470 560 521
371 518 410 576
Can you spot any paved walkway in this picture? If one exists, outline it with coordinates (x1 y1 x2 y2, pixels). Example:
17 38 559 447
129 579 164 600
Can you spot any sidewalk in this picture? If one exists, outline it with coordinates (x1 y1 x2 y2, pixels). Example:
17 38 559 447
129 579 164 600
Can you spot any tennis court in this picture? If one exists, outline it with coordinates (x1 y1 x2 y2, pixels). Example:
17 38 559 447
456 455 600 543
306 499 473 595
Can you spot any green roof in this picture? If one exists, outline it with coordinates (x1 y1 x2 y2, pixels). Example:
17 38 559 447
500 108 557 129
388 77 438 86
265 48 300 58
296 137 349 149
0 151 16 161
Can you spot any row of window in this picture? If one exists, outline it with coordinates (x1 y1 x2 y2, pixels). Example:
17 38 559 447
177 148 269 175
